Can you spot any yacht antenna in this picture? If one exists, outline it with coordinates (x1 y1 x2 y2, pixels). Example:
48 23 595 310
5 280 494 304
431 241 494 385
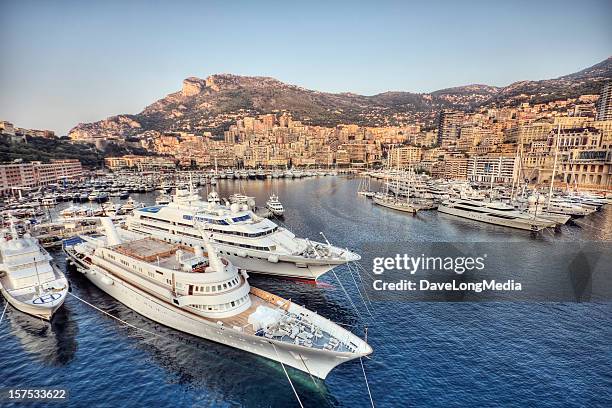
33 256 42 295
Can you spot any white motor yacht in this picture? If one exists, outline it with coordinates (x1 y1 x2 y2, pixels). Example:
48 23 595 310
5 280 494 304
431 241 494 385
64 219 372 379
0 224 68 320
266 194 285 216
125 187 360 280
438 198 557 231
156 193 172 206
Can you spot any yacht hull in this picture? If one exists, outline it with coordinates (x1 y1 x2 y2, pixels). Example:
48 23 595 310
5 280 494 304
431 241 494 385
0 286 65 320
66 251 364 379
128 228 353 280
373 197 418 213
438 204 548 231
222 252 337 280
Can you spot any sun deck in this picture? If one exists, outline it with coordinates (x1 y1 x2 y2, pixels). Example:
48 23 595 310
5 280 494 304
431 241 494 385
217 288 351 352
111 237 197 270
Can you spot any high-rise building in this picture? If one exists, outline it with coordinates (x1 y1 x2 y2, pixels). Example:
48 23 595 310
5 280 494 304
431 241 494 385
437 110 463 146
596 81 612 121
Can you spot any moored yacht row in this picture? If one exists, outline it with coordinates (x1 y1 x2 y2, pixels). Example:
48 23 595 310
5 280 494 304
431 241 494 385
2 182 369 381
359 171 609 231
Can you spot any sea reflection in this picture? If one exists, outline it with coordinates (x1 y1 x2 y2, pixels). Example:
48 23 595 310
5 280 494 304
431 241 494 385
3 303 78 366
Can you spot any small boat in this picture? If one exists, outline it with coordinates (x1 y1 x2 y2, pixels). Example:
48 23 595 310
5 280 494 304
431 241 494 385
0 224 68 320
156 193 171 206
229 193 255 206
266 194 285 216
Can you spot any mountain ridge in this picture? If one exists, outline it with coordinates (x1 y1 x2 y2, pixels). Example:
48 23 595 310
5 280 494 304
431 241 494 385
68 57 612 140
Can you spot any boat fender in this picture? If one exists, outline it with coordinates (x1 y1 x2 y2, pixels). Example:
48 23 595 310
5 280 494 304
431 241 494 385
267 255 279 263
237 250 247 257
101 276 114 285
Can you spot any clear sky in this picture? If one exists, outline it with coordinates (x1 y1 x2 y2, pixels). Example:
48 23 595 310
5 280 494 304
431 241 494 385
0 0 610 135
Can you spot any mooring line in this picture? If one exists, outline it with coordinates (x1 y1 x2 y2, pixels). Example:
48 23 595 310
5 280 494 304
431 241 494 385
0 302 8 325
360 357 375 408
332 270 363 319
346 263 373 317
299 354 336 408
272 343 304 408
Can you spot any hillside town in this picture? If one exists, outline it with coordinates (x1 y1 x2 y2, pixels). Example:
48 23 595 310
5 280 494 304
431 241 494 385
2 81 611 192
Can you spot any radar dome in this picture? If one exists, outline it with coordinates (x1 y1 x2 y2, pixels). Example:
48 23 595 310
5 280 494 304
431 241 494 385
247 199 256 208
230 203 241 213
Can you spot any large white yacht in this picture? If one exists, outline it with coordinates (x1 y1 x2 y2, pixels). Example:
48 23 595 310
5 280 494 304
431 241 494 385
0 225 68 320
64 219 372 379
124 187 360 280
438 198 557 231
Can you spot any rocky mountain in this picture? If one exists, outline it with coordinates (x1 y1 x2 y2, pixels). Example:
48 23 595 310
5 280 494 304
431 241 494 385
69 57 611 140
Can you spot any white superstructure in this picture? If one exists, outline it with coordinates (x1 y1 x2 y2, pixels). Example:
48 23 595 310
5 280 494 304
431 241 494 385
266 194 285 216
0 225 68 320
125 187 359 280
64 220 371 379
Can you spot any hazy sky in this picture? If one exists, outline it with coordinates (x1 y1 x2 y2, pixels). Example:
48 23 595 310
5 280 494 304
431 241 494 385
1 0 610 135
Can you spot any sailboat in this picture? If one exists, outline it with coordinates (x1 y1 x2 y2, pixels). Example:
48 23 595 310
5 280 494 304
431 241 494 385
357 175 374 197
373 149 419 214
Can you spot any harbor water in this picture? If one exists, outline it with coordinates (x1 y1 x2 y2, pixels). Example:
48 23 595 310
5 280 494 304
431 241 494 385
1 177 611 407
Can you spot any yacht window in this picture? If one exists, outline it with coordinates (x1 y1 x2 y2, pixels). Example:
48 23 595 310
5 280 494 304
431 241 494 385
231 301 235 307
211 286 216 292
223 283 228 289
217 285 222 291
231 215 251 222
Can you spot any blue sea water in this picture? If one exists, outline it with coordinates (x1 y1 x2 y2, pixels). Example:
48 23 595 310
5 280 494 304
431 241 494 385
1 177 611 407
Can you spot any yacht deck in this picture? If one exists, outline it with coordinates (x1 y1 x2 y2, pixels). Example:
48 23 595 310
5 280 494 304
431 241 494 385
112 238 197 271
217 288 351 352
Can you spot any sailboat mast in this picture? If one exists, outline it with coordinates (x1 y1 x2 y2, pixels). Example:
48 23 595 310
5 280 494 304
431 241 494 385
547 123 561 210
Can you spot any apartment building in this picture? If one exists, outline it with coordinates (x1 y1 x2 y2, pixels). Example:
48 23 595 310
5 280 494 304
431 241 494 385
596 81 612 121
388 146 422 168
467 155 519 184
0 159 83 194
558 149 611 189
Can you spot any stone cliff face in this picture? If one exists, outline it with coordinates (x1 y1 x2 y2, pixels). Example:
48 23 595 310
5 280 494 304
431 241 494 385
68 57 611 140
182 77 206 97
